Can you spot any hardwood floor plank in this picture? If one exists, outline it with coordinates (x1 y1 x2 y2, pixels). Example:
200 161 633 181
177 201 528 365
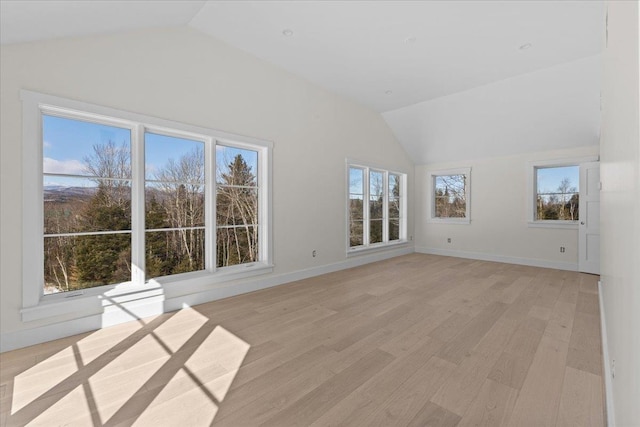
503 316 547 358
309 337 445 427
379 305 450 357
497 275 533 304
557 277 580 304
214 361 335 426
213 345 335 417
472 317 519 357
430 350 501 416
545 301 577 343
487 350 533 390
260 349 395 427
0 254 604 427
579 274 600 294
457 378 519 427
566 311 602 376
437 301 508 364
361 356 458 426
556 367 605 427
506 335 569 427
407 401 462 427
427 312 474 343
576 291 600 316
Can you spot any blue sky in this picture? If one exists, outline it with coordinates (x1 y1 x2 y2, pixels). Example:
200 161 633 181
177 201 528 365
349 168 400 199
43 115 257 187
537 166 579 193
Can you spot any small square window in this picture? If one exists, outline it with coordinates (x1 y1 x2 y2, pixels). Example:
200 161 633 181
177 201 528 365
526 157 597 229
535 166 579 221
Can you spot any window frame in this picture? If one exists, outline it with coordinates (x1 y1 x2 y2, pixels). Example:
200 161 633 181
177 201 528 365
346 160 408 255
526 157 597 229
21 90 273 315
428 167 471 224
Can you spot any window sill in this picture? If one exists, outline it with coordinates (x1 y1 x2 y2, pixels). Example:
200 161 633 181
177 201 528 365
527 221 579 230
347 240 409 257
427 218 471 225
21 263 274 323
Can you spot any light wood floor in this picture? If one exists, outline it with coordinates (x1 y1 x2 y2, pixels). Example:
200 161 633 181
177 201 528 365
0 254 605 426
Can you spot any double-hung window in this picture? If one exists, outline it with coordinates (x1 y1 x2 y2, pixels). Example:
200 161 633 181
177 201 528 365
534 165 579 222
526 158 598 228
429 168 471 224
348 162 406 252
23 90 272 308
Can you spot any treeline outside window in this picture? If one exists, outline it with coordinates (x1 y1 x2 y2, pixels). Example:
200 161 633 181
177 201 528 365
43 113 264 295
433 174 467 218
535 166 579 221
349 165 404 249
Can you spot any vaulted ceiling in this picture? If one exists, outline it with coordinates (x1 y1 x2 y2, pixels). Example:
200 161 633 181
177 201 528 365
1 1 605 161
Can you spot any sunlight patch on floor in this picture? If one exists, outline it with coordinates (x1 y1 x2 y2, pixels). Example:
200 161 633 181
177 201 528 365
11 346 78 413
89 335 170 422
133 369 220 426
8 310 250 426
29 385 93 427
151 307 208 353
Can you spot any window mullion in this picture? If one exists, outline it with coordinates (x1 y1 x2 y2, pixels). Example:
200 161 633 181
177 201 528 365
206 138 215 271
401 175 406 240
363 168 370 246
259 147 269 265
383 171 389 243
131 124 146 285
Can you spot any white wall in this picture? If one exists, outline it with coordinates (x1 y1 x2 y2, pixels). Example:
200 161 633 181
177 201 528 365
415 146 598 270
0 27 414 350
400 50 602 269
599 1 640 425
383 55 602 164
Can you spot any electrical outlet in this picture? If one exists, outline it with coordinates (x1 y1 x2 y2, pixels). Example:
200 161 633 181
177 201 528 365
410 235 413 241
560 246 565 253
447 238 451 243
312 250 317 258
612 359 616 379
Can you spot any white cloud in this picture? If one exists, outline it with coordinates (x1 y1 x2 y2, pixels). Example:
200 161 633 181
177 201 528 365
43 157 85 175
43 140 52 149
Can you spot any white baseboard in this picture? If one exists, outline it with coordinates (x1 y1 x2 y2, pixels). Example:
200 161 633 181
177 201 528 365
598 280 616 427
415 247 578 271
0 246 413 352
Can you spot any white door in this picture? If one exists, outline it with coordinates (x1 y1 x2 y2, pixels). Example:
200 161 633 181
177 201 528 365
579 162 600 274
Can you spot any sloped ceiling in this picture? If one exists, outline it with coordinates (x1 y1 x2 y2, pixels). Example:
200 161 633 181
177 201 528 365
1 1 605 162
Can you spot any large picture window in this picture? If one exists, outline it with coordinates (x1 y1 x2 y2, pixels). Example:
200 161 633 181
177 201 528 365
348 163 406 251
23 91 272 304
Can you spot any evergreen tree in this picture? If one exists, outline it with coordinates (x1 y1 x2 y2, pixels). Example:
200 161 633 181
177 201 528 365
217 154 258 267
74 185 130 286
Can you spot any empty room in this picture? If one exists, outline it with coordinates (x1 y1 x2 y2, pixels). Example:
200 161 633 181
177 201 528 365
0 1 638 426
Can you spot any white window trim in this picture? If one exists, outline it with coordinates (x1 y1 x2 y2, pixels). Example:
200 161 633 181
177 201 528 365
526 156 598 229
428 167 471 224
345 159 408 256
21 90 273 320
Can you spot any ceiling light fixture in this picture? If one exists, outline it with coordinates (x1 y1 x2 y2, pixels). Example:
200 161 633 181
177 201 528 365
404 36 417 44
519 43 532 50
282 29 294 37
385 90 393 95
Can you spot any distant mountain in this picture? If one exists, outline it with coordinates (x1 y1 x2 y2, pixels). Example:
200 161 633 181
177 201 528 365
44 185 96 200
